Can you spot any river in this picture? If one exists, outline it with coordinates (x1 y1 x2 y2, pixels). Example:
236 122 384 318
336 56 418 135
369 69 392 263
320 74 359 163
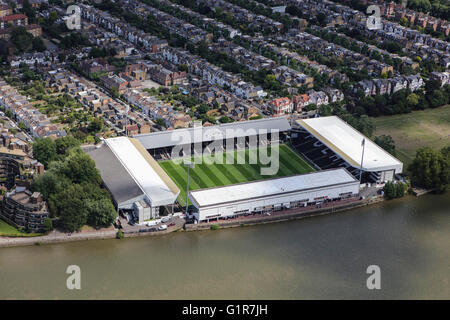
0 194 449 299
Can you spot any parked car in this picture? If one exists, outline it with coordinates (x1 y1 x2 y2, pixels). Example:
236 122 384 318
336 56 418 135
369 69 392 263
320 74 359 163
161 216 171 223
146 221 157 227
168 222 176 227
158 224 168 231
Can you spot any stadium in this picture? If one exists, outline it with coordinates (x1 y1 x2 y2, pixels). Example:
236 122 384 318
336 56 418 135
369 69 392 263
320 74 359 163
88 116 402 224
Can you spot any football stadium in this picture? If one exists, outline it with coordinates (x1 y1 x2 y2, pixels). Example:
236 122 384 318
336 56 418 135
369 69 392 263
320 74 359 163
159 144 315 206
88 116 402 223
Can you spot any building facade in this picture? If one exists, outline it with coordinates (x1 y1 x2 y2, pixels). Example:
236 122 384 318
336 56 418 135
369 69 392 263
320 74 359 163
1 188 49 232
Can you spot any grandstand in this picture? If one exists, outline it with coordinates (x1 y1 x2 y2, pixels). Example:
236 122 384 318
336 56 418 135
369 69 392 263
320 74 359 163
133 117 291 161
293 116 403 183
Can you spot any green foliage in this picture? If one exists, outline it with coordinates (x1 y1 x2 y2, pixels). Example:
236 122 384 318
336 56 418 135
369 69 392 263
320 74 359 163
249 114 263 120
355 83 450 117
116 229 124 239
33 136 81 168
383 181 407 199
87 117 104 133
55 136 80 156
43 218 53 232
56 149 102 185
210 224 220 230
408 147 450 192
155 118 166 128
86 198 117 229
31 37 46 52
374 135 396 156
32 137 116 232
33 137 57 168
9 27 45 53
32 171 71 200
219 116 232 123
51 185 88 232
48 182 116 232
10 27 33 52
60 33 90 49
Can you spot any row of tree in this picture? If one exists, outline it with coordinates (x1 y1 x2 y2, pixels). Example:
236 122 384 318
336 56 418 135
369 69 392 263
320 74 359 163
383 181 408 199
352 83 450 117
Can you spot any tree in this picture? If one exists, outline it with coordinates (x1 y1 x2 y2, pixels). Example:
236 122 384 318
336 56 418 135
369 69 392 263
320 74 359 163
219 116 232 123
374 135 396 156
49 11 58 25
178 64 188 72
196 103 210 115
383 181 407 199
87 118 103 133
32 37 46 52
55 136 80 156
32 171 71 200
50 184 88 232
60 150 101 185
86 198 117 229
406 93 419 109
383 181 396 199
58 197 88 232
33 138 57 168
43 218 53 232
357 115 375 137
10 26 33 52
408 147 449 192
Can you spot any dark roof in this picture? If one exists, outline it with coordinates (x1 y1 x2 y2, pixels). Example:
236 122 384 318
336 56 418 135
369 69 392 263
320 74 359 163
88 144 143 206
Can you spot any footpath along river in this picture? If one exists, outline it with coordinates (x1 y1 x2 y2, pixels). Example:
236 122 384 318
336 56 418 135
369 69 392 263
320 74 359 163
0 193 449 299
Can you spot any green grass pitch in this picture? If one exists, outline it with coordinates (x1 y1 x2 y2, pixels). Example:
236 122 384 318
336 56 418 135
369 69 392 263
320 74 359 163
159 144 315 206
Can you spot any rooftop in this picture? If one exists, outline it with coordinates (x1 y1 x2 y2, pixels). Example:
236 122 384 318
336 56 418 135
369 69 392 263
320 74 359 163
103 137 179 207
1 14 27 22
135 116 291 149
297 116 403 173
189 168 358 208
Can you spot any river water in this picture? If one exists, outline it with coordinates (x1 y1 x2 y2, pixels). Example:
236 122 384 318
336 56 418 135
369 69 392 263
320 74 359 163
0 194 449 299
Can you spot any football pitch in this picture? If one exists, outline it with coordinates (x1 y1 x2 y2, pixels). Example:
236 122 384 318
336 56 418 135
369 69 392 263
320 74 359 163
159 144 315 206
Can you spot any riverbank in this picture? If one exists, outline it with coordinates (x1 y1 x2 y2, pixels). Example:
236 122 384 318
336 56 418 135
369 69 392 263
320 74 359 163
185 197 384 231
0 196 385 248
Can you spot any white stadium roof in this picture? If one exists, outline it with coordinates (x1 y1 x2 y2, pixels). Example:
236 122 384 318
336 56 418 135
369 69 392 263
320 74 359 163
134 116 291 150
189 168 358 208
104 137 179 207
297 116 403 173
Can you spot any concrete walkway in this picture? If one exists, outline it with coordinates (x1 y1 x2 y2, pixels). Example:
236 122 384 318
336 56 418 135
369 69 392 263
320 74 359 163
0 228 118 248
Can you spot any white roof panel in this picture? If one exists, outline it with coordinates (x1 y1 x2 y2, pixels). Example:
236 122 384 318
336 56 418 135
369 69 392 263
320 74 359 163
190 168 358 207
297 116 403 173
106 137 178 206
